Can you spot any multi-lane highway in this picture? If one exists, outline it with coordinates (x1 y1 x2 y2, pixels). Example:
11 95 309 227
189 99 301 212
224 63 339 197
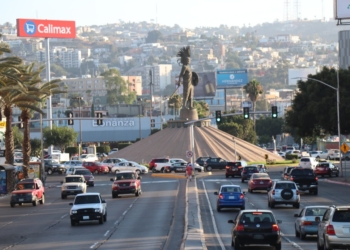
0 167 349 250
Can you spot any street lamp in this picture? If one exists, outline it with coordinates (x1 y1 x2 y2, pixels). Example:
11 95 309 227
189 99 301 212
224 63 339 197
72 97 83 157
137 98 142 140
293 76 341 176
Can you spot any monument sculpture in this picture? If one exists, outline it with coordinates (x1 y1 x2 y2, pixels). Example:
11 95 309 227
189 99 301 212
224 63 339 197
176 46 199 120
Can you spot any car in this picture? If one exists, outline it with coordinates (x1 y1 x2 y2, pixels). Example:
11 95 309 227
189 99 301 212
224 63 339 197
65 164 85 175
109 148 119 155
214 185 245 212
69 192 107 226
317 205 350 250
225 161 247 178
298 156 318 170
170 158 203 172
168 162 188 173
241 165 259 183
110 171 142 198
314 162 339 178
10 178 45 207
287 167 318 195
280 166 296 180
63 160 83 170
309 150 323 158
82 161 109 174
257 163 268 173
79 154 99 162
61 175 87 199
44 159 66 175
111 161 148 175
317 149 341 160
101 158 127 171
294 206 328 240
72 168 95 187
204 157 230 171
247 173 272 193
148 158 172 172
195 156 211 167
267 180 300 208
228 209 282 250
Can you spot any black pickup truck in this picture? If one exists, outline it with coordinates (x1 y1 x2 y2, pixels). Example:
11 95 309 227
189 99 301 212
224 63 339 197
287 168 318 195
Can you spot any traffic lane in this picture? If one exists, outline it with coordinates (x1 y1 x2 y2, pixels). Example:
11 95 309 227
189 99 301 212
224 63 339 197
0 179 134 250
198 177 295 250
99 179 182 250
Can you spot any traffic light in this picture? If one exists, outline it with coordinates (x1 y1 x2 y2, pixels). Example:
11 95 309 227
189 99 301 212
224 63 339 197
67 112 74 125
96 112 103 125
272 106 278 118
215 110 222 123
243 107 249 119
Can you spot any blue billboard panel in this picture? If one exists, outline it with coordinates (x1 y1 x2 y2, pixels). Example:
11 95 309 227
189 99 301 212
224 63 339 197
216 69 248 88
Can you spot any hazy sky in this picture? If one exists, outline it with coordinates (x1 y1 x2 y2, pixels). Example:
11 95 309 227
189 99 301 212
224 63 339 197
1 0 334 29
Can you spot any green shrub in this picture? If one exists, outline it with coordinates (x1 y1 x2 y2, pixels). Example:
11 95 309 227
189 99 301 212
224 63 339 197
97 145 110 154
286 154 298 160
65 147 79 155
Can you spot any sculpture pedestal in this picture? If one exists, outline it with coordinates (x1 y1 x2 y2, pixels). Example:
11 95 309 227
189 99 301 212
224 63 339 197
179 108 198 121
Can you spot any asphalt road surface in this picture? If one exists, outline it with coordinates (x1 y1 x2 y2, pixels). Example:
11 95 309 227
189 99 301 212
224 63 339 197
1 166 349 250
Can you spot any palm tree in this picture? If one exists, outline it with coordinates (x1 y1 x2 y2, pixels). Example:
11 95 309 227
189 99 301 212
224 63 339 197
244 79 263 131
15 63 65 177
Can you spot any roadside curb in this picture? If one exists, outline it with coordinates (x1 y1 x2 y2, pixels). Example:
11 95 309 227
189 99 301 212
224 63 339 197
324 179 350 186
151 173 187 179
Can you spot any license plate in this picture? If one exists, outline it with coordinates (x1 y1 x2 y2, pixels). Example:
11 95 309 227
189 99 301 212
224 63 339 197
253 235 264 239
303 185 307 187
83 216 89 220
229 196 235 199
178 168 184 171
19 199 23 201
260 181 264 184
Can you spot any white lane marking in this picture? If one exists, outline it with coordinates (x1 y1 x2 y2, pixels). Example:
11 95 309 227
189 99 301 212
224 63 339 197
0 221 13 229
90 242 98 249
195 178 207 249
180 176 189 250
202 179 225 250
104 230 110 237
122 211 127 216
281 232 303 250
114 220 119 225
55 180 178 188
61 214 68 219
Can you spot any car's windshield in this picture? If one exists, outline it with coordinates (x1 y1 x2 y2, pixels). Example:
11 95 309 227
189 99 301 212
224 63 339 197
115 173 136 180
16 183 34 190
66 177 83 183
74 195 100 204
80 155 87 159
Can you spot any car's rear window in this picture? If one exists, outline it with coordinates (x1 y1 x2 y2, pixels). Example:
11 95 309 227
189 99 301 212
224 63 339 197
317 163 329 168
291 169 314 176
275 182 296 189
333 211 350 222
240 212 275 224
221 186 241 193
300 158 311 162
227 162 241 167
245 167 258 171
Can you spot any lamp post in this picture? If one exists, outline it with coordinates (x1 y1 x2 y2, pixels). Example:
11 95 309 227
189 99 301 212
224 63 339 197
293 76 341 176
138 98 142 140
73 97 83 157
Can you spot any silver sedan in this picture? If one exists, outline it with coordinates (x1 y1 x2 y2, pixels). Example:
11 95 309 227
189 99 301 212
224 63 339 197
294 206 328 240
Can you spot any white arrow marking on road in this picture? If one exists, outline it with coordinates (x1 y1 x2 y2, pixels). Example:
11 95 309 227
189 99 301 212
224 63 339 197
104 230 109 237
90 242 98 249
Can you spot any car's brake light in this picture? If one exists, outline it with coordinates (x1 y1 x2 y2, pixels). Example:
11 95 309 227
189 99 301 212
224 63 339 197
302 221 313 226
236 224 245 231
290 177 294 181
296 190 300 195
225 166 229 169
315 177 318 181
326 225 335 235
240 194 244 199
219 194 224 199
272 224 280 231
252 212 262 215
272 190 275 195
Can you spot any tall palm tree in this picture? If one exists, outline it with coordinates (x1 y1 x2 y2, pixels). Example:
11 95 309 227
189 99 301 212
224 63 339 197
244 79 264 131
15 63 65 177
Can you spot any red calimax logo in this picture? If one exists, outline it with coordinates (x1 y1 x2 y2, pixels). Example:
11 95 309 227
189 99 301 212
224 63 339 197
17 18 76 39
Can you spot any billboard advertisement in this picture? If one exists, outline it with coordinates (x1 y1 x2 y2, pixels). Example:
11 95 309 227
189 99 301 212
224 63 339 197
216 69 248 88
334 0 350 20
17 19 76 38
175 72 216 99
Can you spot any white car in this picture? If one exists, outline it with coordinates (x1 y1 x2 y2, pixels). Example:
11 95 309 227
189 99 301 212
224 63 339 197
80 154 98 162
109 148 119 155
170 158 204 172
298 157 318 170
309 151 323 158
267 180 300 208
61 175 87 199
101 158 127 170
317 149 341 160
63 160 83 170
111 161 148 175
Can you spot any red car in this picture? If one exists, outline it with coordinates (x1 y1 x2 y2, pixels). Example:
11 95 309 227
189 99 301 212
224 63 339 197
314 162 339 177
82 162 109 174
247 173 272 193
10 178 45 207
110 171 142 198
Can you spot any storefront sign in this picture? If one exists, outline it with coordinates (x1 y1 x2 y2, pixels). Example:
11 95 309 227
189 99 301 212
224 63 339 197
92 119 135 127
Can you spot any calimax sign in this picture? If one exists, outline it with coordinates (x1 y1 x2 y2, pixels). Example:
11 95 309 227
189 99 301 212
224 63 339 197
17 19 76 38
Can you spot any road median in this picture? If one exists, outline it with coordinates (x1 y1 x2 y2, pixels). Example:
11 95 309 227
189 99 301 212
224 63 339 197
151 173 187 179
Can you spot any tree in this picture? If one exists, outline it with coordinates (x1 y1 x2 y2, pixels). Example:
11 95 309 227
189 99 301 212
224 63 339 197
43 126 78 153
145 30 163 43
101 69 136 105
193 101 210 118
69 94 86 108
244 79 263 131
285 66 350 138
13 126 23 149
256 117 284 144
50 63 68 77
30 138 42 158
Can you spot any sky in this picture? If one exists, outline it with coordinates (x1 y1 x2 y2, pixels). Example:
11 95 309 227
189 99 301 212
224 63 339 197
1 0 334 29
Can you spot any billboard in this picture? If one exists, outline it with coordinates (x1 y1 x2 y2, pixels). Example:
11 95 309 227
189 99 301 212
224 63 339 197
288 68 317 86
216 69 248 88
17 19 76 38
334 0 350 20
175 72 217 99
